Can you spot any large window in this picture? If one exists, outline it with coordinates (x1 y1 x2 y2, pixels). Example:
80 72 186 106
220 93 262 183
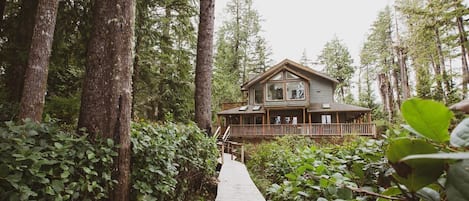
287 82 305 100
265 70 306 101
267 83 283 100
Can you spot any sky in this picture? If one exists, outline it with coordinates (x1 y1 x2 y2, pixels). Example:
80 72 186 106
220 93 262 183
214 0 394 69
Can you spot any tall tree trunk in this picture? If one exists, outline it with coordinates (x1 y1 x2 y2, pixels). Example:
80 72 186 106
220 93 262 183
195 0 214 134
435 27 451 103
397 47 410 100
378 73 394 122
394 10 411 100
456 15 469 98
392 65 401 109
78 1 135 200
18 0 59 122
5 0 37 103
430 54 445 101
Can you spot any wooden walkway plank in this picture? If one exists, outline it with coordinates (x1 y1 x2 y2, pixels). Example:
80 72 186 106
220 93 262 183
216 153 265 201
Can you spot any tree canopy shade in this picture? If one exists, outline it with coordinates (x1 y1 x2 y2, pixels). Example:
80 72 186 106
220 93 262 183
195 0 215 134
77 1 135 200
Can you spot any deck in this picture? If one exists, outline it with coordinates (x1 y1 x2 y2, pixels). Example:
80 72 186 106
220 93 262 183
226 123 376 138
216 153 265 201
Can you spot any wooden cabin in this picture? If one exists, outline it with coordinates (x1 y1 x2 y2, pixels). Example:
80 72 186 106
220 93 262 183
217 59 376 138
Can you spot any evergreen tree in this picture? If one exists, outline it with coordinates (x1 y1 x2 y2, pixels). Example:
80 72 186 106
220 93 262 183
132 0 197 122
318 36 354 103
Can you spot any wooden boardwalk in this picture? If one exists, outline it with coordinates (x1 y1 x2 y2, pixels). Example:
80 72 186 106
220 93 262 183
216 153 265 201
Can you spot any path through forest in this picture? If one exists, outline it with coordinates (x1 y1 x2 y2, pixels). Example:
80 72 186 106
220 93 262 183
216 153 265 201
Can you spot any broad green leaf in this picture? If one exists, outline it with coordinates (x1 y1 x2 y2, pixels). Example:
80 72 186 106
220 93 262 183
386 138 444 192
401 152 469 161
377 187 401 201
401 98 452 142
446 159 469 201
52 180 65 192
450 118 469 147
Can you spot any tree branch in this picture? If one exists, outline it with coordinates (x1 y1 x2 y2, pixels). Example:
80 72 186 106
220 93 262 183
344 186 401 200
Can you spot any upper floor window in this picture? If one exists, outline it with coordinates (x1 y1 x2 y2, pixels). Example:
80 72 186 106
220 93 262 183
267 83 284 101
254 85 264 104
265 70 305 101
286 72 299 79
287 82 305 100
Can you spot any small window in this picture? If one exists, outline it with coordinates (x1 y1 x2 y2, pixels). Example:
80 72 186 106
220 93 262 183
286 72 299 79
271 73 283 80
321 115 332 124
254 85 263 104
239 106 248 111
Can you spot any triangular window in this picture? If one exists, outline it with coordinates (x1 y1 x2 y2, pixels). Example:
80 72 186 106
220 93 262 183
271 73 283 80
286 71 299 79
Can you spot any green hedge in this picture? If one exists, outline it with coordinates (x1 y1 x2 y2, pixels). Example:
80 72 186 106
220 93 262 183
0 120 116 201
0 120 218 201
130 121 218 201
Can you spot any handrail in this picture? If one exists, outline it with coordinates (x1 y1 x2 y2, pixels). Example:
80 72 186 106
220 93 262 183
213 126 221 138
228 123 376 137
222 126 231 142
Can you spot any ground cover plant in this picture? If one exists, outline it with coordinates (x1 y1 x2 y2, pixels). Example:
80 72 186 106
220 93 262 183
247 98 469 200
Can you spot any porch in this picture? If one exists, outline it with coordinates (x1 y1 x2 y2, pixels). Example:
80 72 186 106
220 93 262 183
226 123 376 138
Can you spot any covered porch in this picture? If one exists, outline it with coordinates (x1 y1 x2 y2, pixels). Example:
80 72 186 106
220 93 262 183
217 103 376 138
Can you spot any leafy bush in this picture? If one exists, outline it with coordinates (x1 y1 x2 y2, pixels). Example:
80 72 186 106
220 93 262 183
256 137 387 200
130 121 218 201
246 136 313 192
249 98 469 200
0 119 116 201
384 98 469 200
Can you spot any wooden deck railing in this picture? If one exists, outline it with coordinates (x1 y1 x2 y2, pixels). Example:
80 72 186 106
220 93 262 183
229 123 376 137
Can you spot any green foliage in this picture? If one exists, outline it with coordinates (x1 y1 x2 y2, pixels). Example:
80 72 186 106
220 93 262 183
318 36 354 103
384 98 469 200
401 98 452 142
130 121 218 201
132 0 197 122
247 136 388 200
386 138 444 192
0 119 116 201
44 94 81 125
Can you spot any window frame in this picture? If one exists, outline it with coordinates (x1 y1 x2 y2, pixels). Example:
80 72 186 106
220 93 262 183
265 70 306 102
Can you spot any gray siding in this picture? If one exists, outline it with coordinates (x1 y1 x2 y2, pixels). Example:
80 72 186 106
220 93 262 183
309 75 334 103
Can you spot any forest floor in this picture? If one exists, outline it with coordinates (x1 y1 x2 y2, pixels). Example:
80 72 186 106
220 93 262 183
215 153 265 201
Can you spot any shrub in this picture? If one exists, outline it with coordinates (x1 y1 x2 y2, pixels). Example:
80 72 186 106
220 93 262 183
130 121 218 201
0 119 116 201
247 136 388 200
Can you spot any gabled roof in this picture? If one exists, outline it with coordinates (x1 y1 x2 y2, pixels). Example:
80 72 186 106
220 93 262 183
241 59 339 91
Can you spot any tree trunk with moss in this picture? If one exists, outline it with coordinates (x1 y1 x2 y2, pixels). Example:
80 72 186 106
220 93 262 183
18 0 59 122
195 0 215 134
78 1 135 200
